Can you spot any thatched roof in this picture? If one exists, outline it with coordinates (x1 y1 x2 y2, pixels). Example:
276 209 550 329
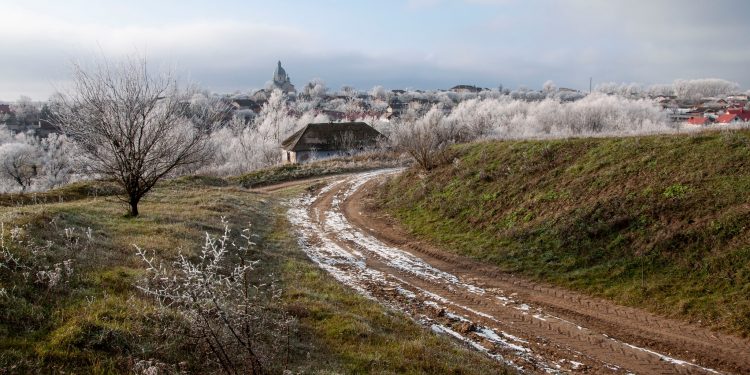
281 122 384 152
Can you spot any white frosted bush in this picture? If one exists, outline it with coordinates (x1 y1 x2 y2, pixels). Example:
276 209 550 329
136 219 293 374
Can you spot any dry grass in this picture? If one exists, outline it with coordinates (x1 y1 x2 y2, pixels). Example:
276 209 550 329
0 169 510 373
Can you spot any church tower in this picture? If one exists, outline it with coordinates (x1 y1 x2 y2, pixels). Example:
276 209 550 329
272 61 296 93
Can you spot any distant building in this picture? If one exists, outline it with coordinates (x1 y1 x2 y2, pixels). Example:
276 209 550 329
280 122 384 164
450 85 482 93
717 113 743 124
687 116 709 126
230 98 262 113
726 108 750 121
272 61 296 93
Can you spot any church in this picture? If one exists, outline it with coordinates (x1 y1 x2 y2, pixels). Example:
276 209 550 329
272 61 296 93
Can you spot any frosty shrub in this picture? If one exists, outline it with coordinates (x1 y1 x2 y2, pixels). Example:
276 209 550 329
393 106 469 171
0 221 92 304
136 219 293 375
0 129 80 193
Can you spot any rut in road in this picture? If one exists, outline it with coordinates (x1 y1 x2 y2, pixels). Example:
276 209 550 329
286 169 750 374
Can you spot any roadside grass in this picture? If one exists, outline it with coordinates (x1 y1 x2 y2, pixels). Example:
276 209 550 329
0 171 509 373
375 129 750 337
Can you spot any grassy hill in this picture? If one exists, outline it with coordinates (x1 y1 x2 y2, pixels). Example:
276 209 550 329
374 129 750 337
0 168 506 373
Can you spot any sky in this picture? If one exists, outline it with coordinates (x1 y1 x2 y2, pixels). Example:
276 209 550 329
1 0 750 100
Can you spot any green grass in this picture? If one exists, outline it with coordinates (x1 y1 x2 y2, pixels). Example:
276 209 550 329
0 172 508 373
375 130 750 337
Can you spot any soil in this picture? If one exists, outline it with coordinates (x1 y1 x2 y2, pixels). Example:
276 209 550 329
279 169 750 374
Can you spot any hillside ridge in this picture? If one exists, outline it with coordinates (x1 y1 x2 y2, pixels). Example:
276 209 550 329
374 129 750 337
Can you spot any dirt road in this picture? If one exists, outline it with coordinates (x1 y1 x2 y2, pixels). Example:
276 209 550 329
285 170 750 374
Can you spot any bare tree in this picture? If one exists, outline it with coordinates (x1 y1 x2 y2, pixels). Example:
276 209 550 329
52 56 226 216
0 142 39 191
334 130 358 154
394 106 461 171
11 95 40 125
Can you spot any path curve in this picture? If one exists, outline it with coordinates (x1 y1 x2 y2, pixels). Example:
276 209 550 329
285 169 750 374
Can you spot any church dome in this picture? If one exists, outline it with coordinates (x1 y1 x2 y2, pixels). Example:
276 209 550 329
274 61 288 83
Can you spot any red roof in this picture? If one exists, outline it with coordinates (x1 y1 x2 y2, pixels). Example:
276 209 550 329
717 113 739 123
727 108 745 114
687 116 708 125
727 108 750 121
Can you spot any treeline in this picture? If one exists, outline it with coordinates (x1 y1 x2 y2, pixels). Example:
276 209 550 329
0 69 743 193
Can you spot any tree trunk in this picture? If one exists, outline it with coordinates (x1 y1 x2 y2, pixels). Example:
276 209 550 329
129 196 140 217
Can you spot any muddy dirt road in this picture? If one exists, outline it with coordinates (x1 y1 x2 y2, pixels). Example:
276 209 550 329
285 170 750 374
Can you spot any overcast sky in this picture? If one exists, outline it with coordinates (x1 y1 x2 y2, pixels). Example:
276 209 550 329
2 0 749 100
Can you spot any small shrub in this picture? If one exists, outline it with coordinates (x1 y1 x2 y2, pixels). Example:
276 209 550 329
136 219 295 375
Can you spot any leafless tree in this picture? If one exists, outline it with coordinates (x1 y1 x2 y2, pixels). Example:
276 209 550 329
0 142 39 191
393 106 462 171
52 56 227 216
334 130 358 154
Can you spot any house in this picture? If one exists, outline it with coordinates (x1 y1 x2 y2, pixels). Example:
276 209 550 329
0 104 11 115
230 98 262 113
687 116 709 126
280 122 384 164
726 108 750 121
716 113 743 124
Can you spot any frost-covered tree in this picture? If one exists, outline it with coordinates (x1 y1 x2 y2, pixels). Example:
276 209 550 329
303 78 327 99
542 80 557 95
394 106 465 171
672 78 739 100
339 85 357 99
646 84 675 97
0 128 79 192
370 85 388 101
0 142 39 192
52 56 226 216
11 96 39 125
37 133 78 189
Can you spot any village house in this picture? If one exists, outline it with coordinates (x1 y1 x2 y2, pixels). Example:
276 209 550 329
687 116 710 126
230 98 262 113
280 122 384 164
717 113 741 124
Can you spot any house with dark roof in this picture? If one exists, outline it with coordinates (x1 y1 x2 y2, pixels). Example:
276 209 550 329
230 98 262 113
280 122 384 164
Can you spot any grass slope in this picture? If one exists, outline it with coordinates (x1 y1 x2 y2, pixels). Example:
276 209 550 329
375 130 750 337
0 173 507 373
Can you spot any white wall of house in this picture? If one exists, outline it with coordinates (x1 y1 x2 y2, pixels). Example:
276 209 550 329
281 149 351 164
